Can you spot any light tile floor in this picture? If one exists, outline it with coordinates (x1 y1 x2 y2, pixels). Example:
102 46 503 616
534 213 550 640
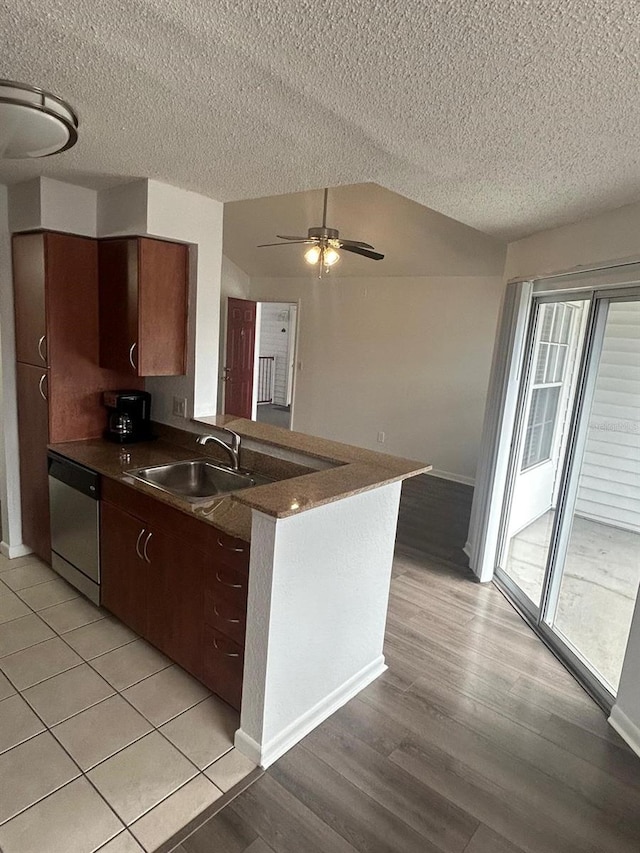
0 552 257 853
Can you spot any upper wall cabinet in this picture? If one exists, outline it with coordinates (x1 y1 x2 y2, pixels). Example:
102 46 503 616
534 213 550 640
13 233 48 367
98 237 189 377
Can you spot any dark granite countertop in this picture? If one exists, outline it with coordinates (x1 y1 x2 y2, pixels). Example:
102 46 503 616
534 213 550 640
50 419 429 542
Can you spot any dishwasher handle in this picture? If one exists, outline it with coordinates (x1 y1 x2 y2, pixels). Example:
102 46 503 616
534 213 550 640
47 452 100 500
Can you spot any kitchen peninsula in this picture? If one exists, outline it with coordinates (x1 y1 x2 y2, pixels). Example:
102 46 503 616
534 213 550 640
52 417 429 768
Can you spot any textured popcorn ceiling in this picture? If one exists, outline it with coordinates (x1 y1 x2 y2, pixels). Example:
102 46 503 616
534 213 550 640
1 0 639 239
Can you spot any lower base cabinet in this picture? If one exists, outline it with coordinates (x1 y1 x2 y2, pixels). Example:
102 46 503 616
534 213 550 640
100 479 249 710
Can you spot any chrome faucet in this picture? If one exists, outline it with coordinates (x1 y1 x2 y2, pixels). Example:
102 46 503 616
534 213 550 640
196 428 241 471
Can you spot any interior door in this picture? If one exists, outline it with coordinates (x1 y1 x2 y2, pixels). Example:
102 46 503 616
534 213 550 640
224 298 256 418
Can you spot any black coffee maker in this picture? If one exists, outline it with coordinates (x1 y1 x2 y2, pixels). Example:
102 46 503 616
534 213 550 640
103 390 153 443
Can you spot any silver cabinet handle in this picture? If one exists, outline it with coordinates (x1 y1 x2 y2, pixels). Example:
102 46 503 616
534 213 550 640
215 571 242 589
38 373 48 401
129 342 138 371
143 531 152 564
212 637 240 657
135 528 146 560
216 536 245 553
37 334 47 364
213 605 240 624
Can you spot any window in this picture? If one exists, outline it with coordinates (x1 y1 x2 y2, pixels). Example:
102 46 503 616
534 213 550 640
521 303 575 470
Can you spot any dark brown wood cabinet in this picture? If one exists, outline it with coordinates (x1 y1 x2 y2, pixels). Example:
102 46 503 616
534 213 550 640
145 526 204 678
100 478 249 708
98 237 188 377
15 363 51 560
13 233 47 368
12 231 141 562
100 501 149 637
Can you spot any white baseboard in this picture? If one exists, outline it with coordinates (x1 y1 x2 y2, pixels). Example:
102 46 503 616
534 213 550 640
608 704 640 757
234 655 387 769
0 541 33 559
428 469 475 487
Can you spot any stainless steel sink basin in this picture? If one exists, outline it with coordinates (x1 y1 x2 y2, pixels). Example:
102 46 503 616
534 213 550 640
126 459 273 502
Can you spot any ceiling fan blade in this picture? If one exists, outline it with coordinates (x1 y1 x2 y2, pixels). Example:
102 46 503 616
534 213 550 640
276 235 312 241
257 240 312 247
338 239 376 250
341 245 385 261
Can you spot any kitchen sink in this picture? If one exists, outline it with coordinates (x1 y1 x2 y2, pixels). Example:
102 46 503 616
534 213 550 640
126 459 273 502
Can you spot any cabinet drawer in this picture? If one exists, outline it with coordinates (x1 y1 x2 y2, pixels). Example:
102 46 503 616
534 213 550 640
214 530 250 572
202 625 244 710
204 588 246 645
205 562 248 611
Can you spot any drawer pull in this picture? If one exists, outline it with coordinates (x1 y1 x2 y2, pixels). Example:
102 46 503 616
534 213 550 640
215 571 242 589
213 637 240 657
213 605 240 624
216 537 245 554
135 528 146 560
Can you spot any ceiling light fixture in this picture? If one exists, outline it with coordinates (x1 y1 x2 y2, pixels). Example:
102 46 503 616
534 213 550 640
0 79 78 159
258 187 384 279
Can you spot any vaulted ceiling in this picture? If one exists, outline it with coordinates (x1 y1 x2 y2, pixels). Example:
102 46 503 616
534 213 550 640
1 1 638 240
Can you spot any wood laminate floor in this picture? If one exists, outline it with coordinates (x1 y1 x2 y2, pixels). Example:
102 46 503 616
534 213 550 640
178 475 640 853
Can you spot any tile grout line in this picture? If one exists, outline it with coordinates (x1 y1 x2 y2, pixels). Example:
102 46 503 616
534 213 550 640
0 564 238 848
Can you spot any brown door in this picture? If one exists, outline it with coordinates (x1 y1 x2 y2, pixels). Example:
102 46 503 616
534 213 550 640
13 233 47 368
224 298 256 418
100 501 149 636
16 362 51 561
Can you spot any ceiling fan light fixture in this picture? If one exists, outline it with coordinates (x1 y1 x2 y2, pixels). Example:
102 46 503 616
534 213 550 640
323 247 340 266
0 79 78 159
304 245 322 265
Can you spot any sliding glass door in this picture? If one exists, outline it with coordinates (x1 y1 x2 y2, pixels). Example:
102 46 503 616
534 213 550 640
496 289 640 706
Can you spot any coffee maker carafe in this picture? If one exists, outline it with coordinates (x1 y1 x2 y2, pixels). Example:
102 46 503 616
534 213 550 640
103 390 152 443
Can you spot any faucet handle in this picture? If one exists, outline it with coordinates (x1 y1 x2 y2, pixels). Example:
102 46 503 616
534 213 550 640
221 427 241 451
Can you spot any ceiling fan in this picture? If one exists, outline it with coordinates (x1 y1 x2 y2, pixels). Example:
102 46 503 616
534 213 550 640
257 187 384 275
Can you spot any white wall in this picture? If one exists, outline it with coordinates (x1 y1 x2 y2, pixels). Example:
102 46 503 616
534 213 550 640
504 199 640 755
0 185 25 555
238 481 401 767
9 177 97 237
248 274 504 483
610 594 640 755
505 200 640 281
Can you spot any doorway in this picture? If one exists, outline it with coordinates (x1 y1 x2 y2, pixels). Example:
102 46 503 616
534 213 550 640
223 298 298 429
496 289 640 706
253 302 297 430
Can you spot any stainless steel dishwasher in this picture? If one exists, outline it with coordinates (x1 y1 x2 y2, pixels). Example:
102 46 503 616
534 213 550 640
48 451 101 604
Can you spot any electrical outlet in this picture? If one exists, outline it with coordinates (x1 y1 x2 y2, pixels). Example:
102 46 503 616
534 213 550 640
172 396 187 418
377 431 385 444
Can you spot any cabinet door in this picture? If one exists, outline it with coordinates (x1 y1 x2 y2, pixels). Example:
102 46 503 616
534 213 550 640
145 528 204 678
98 239 139 375
16 362 51 561
137 238 188 376
100 501 148 636
13 234 47 368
